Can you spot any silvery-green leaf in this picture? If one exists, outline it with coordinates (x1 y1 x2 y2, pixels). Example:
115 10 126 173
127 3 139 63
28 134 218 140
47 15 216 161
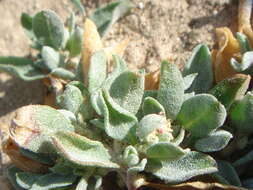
33 10 65 49
242 179 253 189
58 109 77 123
66 27 83 57
215 161 241 187
142 97 165 115
16 172 42 189
50 159 74 175
230 52 253 74
41 46 60 71
21 13 35 40
91 90 105 116
128 158 147 174
70 0 85 15
230 92 253 133
183 92 195 101
19 148 54 165
52 131 119 168
57 84 83 114
69 81 94 120
30 173 76 190
21 13 33 31
183 44 213 94
0 56 46 81
157 61 184 120
210 74 250 110
177 94 227 137
233 149 253 167
137 114 167 139
51 68 75 80
171 128 185 146
10 105 75 153
109 70 145 114
194 130 233 152
104 55 128 90
7 166 23 190
146 151 217 183
146 142 186 161
103 90 138 140
236 32 251 54
76 178 88 190
66 12 76 34
123 146 139 167
90 0 133 36
88 50 107 93
183 73 198 90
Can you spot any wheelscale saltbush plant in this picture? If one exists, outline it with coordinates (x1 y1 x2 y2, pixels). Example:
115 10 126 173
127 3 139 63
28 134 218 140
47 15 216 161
2 0 253 190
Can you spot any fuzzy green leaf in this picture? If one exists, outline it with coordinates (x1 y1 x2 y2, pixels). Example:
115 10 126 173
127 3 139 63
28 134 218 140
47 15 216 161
57 84 83 114
157 61 184 120
30 173 76 190
70 0 85 15
177 94 227 137
33 10 65 49
183 73 198 90
21 13 33 31
236 32 251 54
109 71 145 114
230 52 253 74
16 172 42 189
10 105 75 153
0 56 46 81
52 131 119 168
142 97 165 115
88 50 107 93
41 46 61 71
102 90 138 140
146 151 217 183
66 26 83 57
123 146 139 167
210 74 250 110
90 0 133 36
137 114 167 139
7 166 23 189
215 161 241 187
194 130 233 152
171 128 185 146
183 92 195 101
104 55 128 89
230 92 253 134
91 90 105 116
233 149 253 167
76 178 88 190
51 68 76 80
146 142 186 161
183 44 213 93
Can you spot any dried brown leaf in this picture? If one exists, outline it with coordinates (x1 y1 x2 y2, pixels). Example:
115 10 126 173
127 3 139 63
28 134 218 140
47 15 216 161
82 18 103 84
213 27 240 82
3 138 49 173
142 181 246 190
238 0 253 47
145 69 160 90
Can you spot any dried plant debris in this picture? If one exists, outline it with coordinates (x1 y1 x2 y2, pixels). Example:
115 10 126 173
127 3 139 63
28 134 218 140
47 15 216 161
2 0 253 190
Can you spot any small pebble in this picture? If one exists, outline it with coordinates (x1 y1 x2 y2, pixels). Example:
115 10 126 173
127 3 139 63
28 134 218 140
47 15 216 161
138 2 144 10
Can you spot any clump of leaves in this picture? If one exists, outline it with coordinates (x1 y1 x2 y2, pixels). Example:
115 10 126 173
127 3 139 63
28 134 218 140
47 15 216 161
0 0 132 107
2 0 253 190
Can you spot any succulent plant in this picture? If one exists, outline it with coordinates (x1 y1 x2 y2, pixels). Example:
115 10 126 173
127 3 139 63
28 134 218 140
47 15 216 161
2 0 253 190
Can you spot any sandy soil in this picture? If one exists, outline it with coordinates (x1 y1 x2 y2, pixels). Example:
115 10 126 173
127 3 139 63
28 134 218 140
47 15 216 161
0 0 238 186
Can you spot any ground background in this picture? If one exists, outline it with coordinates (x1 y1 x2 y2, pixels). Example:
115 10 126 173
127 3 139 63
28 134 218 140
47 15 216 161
0 0 238 187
